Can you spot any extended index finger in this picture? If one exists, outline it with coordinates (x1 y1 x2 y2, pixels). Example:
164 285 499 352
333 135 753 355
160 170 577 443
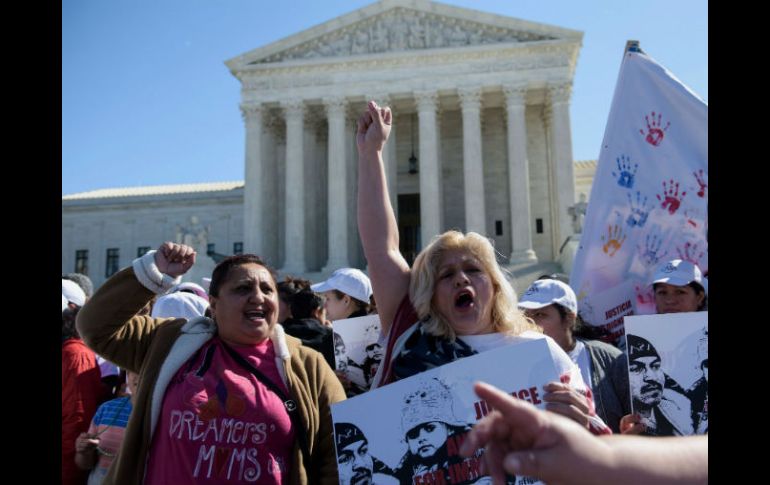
473 382 546 437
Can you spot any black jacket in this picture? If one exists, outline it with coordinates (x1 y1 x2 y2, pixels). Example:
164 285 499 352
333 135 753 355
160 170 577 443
282 317 335 369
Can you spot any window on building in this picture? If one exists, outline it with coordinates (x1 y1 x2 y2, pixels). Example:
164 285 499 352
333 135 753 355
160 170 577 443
105 248 120 278
536 218 544 234
233 242 243 255
137 246 150 257
495 220 503 236
75 250 89 275
207 243 215 256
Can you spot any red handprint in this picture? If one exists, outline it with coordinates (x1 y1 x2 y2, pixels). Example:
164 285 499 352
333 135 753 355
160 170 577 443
634 284 654 306
693 169 707 198
639 111 670 146
656 179 686 215
676 241 705 267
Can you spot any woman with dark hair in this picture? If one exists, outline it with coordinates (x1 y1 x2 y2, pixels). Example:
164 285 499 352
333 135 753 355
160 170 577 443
311 268 373 321
650 259 708 313
277 276 311 323
518 279 627 433
77 242 345 484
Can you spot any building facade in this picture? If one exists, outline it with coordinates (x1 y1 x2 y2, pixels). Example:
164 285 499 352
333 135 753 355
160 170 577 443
63 0 593 288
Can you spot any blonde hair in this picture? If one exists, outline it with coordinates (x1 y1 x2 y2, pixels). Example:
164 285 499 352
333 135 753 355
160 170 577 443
409 230 540 340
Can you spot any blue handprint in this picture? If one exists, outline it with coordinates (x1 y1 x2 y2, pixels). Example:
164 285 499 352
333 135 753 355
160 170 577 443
612 155 638 189
637 231 667 267
625 191 650 228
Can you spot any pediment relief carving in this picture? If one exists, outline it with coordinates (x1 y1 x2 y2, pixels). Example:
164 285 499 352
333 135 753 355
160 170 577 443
251 7 555 64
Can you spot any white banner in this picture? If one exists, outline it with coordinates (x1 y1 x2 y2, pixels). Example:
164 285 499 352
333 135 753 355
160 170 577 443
332 338 559 485
570 45 708 344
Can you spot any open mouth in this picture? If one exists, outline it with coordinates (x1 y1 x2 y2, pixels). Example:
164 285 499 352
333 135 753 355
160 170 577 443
245 309 267 321
454 290 474 309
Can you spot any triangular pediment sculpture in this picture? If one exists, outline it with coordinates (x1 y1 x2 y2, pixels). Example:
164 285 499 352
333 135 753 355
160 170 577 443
226 0 580 69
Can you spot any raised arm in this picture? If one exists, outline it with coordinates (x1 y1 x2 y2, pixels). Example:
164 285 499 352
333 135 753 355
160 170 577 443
357 101 411 337
76 242 196 372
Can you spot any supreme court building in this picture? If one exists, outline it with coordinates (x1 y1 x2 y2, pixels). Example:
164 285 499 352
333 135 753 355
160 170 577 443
62 0 593 288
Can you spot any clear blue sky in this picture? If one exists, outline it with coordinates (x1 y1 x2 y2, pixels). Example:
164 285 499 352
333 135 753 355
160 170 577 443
62 0 707 196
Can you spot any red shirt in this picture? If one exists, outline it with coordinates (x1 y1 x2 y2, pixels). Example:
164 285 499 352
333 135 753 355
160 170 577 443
62 338 105 485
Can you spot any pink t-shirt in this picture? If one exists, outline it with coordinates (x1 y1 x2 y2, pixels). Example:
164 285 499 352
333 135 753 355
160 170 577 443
144 337 295 484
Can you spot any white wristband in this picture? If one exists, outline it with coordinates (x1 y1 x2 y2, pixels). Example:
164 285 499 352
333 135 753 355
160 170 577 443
132 250 182 294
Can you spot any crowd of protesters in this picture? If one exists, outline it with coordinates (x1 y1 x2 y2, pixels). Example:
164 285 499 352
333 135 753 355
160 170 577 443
62 101 707 484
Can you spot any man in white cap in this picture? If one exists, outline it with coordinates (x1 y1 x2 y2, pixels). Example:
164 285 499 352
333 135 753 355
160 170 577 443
311 268 373 321
649 259 707 314
518 278 627 433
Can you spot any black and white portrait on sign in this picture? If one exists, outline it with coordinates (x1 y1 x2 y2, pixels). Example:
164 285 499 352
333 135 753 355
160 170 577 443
624 312 707 436
333 315 383 397
332 338 562 485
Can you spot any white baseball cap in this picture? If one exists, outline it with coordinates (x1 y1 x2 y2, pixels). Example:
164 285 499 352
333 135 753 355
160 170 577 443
518 279 578 315
170 282 209 301
650 259 706 295
311 268 372 303
62 279 87 307
151 292 210 319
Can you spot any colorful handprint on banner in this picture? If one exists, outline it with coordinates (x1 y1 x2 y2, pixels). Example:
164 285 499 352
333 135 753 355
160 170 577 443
612 154 638 189
676 241 706 268
693 169 707 198
626 191 650 228
601 224 626 257
656 179 687 215
639 111 670 146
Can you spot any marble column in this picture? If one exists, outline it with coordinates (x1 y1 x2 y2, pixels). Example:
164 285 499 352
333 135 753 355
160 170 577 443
458 87 486 234
503 85 537 263
240 102 264 256
281 100 306 274
323 96 350 271
547 83 577 248
414 91 442 247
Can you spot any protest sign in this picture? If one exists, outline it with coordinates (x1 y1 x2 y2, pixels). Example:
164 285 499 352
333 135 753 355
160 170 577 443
332 338 560 485
333 314 383 395
625 312 708 435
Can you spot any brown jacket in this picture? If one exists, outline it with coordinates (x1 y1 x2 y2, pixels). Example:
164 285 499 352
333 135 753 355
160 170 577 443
77 266 346 484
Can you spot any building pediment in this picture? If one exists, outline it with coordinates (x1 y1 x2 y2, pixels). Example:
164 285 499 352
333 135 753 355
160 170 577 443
226 0 581 70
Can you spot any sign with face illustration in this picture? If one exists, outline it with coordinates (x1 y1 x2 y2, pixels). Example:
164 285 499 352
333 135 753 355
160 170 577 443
625 312 708 436
332 338 560 485
333 314 383 397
